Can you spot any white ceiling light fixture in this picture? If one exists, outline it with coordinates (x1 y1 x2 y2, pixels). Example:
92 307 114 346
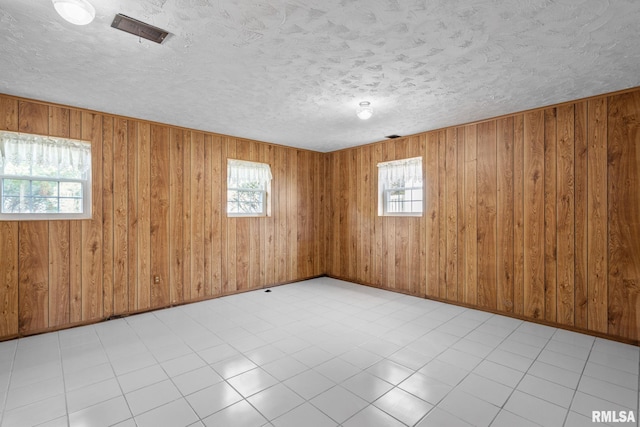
52 0 95 26
356 101 373 120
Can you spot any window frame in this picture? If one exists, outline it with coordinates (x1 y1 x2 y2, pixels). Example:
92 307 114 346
378 156 424 217
226 159 272 218
0 131 92 221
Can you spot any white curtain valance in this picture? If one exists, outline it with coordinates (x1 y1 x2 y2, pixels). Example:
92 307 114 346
227 159 272 188
377 156 423 188
0 131 91 177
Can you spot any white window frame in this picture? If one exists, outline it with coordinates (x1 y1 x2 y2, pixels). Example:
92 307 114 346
0 131 92 221
378 156 423 217
227 159 272 217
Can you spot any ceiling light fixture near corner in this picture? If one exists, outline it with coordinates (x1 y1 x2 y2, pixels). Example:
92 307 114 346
356 101 373 120
52 0 95 26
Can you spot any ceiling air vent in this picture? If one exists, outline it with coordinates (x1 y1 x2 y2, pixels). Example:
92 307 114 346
385 134 402 139
111 14 169 44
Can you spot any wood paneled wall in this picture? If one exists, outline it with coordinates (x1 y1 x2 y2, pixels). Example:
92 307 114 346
0 95 326 340
325 88 640 344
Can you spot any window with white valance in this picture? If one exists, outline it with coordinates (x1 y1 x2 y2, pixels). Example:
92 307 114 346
0 130 92 220
227 159 272 216
378 156 423 216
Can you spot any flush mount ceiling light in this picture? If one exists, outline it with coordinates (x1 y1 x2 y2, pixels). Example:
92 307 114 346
356 101 373 120
52 0 95 25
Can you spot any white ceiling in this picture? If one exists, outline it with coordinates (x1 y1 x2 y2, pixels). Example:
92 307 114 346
1 0 639 152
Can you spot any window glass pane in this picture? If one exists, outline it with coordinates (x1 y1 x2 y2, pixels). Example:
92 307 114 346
33 197 58 213
2 196 24 213
32 180 58 197
2 179 29 196
59 198 82 213
60 182 82 197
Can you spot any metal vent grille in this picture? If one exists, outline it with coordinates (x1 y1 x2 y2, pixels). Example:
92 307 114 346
385 134 402 139
111 14 169 44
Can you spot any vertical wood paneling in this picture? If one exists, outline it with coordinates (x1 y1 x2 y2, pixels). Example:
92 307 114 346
372 144 383 287
18 222 49 333
264 145 276 285
275 146 287 283
497 117 514 313
456 128 466 302
607 92 640 341
113 118 128 314
169 129 185 304
513 114 525 316
249 142 262 287
393 139 408 291
191 132 205 297
203 135 214 295
523 111 545 319
136 122 150 311
102 117 114 318
127 122 139 311
477 121 497 309
211 136 222 295
437 131 447 299
464 125 478 305
150 125 170 307
544 108 558 322
425 132 439 297
287 148 298 282
383 143 396 290
574 102 589 329
587 98 608 333
556 105 575 326
445 129 458 301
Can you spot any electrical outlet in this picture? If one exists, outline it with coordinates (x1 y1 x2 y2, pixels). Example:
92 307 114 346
153 275 160 284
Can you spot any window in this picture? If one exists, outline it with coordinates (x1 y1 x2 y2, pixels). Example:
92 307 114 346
0 131 92 220
227 159 272 216
378 156 423 216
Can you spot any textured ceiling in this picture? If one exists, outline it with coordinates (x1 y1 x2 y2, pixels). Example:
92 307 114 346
1 0 639 152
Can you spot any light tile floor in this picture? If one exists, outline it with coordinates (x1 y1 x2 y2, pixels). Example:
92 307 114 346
0 277 638 427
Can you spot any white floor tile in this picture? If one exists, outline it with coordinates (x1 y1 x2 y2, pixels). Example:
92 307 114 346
283 369 335 400
1 394 67 427
456 373 512 407
211 354 258 379
342 371 394 402
398 372 452 405
516 374 574 408
202 399 267 427
416 407 472 427
247 383 305 421
314 358 360 383
1 278 637 427
437 389 499 427
503 390 567 426
272 402 337 427
161 353 207 377
227 367 279 398
472 360 524 388
125 379 182 416
490 410 539 427
135 398 199 427
577 376 638 410
310 386 368 424
172 366 223 396
186 381 243 419
66 378 122 414
261 355 309 381
68 396 131 427
343 405 406 427
118 364 168 394
373 387 433 426
366 359 413 385
418 359 469 386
